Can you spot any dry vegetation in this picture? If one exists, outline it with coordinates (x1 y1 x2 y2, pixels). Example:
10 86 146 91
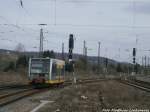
0 54 28 85
38 80 150 112
0 69 28 85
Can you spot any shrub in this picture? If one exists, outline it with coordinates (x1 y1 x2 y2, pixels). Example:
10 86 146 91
16 55 29 68
3 61 15 72
43 50 55 58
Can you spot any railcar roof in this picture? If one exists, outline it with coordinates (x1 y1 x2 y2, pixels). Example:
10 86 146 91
30 58 65 62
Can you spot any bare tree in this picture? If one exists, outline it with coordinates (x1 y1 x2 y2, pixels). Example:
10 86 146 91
15 43 25 53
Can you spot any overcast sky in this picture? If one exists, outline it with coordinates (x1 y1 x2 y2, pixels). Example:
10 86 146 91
0 0 150 63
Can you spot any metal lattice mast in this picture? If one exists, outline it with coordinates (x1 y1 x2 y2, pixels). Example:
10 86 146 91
39 28 44 57
62 42 64 60
98 42 101 74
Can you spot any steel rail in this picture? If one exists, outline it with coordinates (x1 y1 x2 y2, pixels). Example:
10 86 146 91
0 78 109 107
119 80 150 92
0 89 40 107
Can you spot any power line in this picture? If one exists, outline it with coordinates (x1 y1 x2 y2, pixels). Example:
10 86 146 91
1 23 150 29
16 0 41 25
0 16 21 29
5 0 148 29
30 0 150 3
0 0 149 29
54 0 56 25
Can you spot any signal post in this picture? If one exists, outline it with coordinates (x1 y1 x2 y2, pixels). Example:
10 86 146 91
68 34 76 84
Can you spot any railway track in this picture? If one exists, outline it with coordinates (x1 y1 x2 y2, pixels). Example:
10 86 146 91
0 78 149 109
119 79 150 92
0 84 31 90
64 78 109 86
0 88 42 107
0 78 109 107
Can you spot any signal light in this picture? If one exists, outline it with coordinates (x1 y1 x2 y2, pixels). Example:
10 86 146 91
133 48 136 57
105 58 108 67
133 57 136 64
69 34 74 49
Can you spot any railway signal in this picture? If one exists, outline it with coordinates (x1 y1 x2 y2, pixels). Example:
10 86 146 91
68 34 74 62
132 48 136 74
133 57 136 64
69 34 74 49
133 48 136 57
68 34 76 83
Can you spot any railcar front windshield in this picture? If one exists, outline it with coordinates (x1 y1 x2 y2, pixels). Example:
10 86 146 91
30 59 50 74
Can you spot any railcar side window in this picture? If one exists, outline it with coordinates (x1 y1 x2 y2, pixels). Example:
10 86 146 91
52 62 57 76
61 65 65 76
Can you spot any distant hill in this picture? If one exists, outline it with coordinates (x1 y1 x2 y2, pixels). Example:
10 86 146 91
0 49 16 54
0 49 119 65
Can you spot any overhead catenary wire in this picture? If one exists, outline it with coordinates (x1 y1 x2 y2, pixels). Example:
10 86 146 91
1 23 150 29
0 16 21 29
1 0 150 29
0 0 150 61
0 0 150 29
16 0 41 25
54 0 57 25
26 0 150 3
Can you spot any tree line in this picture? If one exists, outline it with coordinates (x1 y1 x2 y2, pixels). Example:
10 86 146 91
2 50 143 75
